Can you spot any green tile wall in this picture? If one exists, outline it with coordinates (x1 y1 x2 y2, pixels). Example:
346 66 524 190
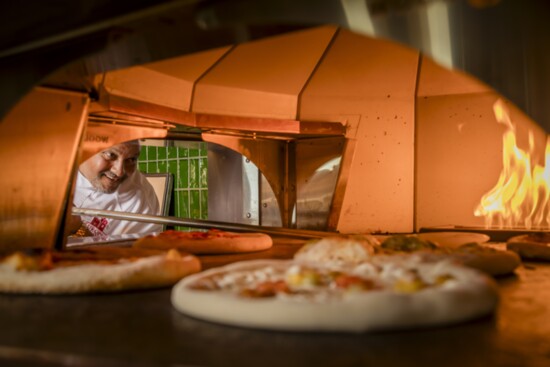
138 141 208 230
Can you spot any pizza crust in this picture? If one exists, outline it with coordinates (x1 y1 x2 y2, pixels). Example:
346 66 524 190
133 231 273 254
0 251 201 294
171 259 499 333
507 233 550 261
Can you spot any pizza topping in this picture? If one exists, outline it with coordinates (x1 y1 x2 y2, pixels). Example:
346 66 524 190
382 267 457 293
435 274 455 285
185 259 464 301
333 275 376 291
294 233 520 276
240 280 290 298
286 266 324 288
393 277 427 293
284 264 376 291
133 228 273 255
356 258 459 290
188 277 221 291
294 236 377 266
237 266 378 298
143 229 240 241
157 229 241 240
191 264 285 292
0 247 194 273
380 235 438 252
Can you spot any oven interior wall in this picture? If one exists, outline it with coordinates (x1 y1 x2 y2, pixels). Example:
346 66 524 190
415 58 549 230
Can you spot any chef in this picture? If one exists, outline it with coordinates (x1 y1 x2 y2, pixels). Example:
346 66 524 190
70 140 162 237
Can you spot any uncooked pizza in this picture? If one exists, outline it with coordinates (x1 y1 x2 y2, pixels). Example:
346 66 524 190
295 234 520 276
133 229 273 254
507 232 550 261
171 257 499 333
0 246 200 294
377 235 521 276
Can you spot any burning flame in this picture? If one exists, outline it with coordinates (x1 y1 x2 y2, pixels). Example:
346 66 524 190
474 99 550 229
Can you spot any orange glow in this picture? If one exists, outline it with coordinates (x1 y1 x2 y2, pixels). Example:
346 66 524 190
474 100 550 229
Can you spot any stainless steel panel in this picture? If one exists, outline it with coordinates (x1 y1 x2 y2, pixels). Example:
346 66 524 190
206 143 247 224
260 173 283 227
203 132 294 227
242 156 260 225
206 140 283 227
295 137 345 230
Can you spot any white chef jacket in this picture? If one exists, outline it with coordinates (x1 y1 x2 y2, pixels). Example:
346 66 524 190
73 170 162 236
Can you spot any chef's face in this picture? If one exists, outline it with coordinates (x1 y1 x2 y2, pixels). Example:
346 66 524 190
80 142 140 193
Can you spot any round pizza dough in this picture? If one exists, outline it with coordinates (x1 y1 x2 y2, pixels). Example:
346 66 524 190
0 250 201 294
171 259 499 333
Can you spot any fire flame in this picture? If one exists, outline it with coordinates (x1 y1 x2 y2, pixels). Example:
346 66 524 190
474 99 550 229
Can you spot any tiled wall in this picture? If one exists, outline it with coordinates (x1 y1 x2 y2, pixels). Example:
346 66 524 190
138 141 208 228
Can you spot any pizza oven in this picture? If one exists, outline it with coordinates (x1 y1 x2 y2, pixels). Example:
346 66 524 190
1 26 548 250
1 1 550 366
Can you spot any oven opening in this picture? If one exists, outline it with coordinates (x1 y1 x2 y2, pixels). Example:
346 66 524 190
1 25 549 250
128 136 344 231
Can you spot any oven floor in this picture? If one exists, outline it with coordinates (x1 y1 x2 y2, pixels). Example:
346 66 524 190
0 239 549 367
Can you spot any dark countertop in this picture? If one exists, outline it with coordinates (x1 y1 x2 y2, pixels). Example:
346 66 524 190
1 239 550 367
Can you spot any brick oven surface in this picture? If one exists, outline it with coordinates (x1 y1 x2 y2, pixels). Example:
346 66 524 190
0 238 549 367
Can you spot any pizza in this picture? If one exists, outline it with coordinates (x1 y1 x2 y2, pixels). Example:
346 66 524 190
378 235 521 276
295 234 520 276
171 257 499 333
507 232 550 261
0 246 200 294
133 229 273 254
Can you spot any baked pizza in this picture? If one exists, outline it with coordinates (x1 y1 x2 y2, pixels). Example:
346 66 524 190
295 234 520 276
171 257 499 333
507 232 550 261
133 229 273 254
0 246 200 294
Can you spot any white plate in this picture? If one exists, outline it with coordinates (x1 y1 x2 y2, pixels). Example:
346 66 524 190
416 232 490 248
